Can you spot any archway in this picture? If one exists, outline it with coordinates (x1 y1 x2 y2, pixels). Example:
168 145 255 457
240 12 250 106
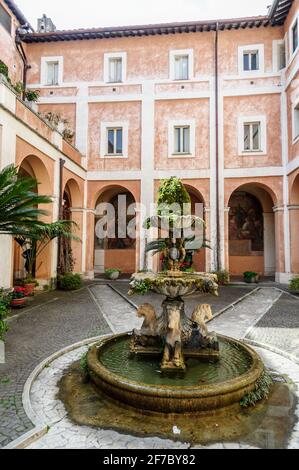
13 155 52 281
184 185 206 272
228 184 276 278
94 186 137 274
60 178 83 273
290 173 299 273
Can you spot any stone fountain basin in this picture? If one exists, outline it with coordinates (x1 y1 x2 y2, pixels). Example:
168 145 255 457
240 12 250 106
87 333 265 414
130 272 219 299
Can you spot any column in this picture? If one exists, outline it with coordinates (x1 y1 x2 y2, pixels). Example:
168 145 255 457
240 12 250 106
273 206 286 283
140 81 155 271
263 212 276 276
0 103 17 288
289 205 299 274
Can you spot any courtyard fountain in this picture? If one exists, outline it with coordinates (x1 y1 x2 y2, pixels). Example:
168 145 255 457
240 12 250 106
87 178 267 414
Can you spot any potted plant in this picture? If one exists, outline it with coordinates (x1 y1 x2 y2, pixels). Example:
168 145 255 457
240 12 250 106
23 277 38 296
243 272 260 284
11 287 27 308
25 89 40 112
289 276 299 295
105 269 121 281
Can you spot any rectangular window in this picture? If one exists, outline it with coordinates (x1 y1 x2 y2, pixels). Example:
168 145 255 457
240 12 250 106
0 4 12 35
174 55 189 80
294 104 299 140
174 126 190 154
244 122 261 151
292 20 298 53
243 51 259 71
109 58 123 83
46 62 59 86
107 128 123 155
278 42 286 70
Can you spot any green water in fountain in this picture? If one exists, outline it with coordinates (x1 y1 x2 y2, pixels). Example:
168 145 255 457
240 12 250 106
99 336 253 387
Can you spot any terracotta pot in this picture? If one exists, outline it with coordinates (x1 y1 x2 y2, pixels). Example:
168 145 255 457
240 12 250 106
11 298 26 309
24 283 36 296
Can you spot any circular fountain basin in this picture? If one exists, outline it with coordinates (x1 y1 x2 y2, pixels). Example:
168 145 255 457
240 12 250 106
88 334 264 413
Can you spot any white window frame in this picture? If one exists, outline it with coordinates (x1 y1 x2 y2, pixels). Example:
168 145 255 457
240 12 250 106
272 39 286 72
238 116 267 156
169 49 194 81
238 44 264 75
104 52 127 84
292 99 299 144
41 56 63 86
100 121 128 158
289 13 299 62
168 120 195 158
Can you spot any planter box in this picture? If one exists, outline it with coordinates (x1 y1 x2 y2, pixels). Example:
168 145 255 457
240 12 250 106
11 298 26 309
106 272 120 281
24 283 36 296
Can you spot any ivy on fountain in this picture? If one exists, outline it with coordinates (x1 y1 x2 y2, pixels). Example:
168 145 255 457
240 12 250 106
240 370 273 408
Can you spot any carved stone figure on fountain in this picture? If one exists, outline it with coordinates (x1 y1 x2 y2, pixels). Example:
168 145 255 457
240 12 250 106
131 304 161 354
161 305 186 372
184 304 220 357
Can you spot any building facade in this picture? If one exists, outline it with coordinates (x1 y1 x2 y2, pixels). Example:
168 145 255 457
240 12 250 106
0 0 298 287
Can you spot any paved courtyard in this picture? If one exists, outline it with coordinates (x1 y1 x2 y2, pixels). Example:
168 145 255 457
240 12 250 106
0 282 299 449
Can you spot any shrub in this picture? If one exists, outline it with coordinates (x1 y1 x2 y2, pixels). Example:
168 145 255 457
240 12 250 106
0 289 11 341
58 273 83 291
212 270 230 286
0 60 9 80
289 276 299 291
25 89 40 102
243 271 259 283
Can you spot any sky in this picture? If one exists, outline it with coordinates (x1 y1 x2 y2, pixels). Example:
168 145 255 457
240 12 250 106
15 0 272 31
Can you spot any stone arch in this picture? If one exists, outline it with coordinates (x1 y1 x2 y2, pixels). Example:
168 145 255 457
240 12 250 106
94 184 137 275
228 183 276 278
183 184 206 272
289 172 299 273
13 155 53 282
63 178 83 209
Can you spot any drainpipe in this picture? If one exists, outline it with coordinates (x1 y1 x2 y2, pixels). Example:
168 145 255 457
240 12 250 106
57 159 66 276
15 28 31 100
215 22 220 270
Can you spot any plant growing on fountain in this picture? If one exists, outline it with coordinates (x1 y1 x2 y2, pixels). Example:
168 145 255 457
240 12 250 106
240 371 273 408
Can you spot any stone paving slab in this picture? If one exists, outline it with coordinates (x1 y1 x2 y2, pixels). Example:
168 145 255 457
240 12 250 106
209 288 282 339
88 285 142 333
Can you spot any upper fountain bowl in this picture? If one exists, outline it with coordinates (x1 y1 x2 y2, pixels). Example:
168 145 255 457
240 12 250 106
129 272 219 299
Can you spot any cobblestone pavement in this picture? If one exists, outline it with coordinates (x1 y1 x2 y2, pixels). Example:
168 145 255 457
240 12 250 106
246 293 299 361
0 287 110 448
1 283 299 449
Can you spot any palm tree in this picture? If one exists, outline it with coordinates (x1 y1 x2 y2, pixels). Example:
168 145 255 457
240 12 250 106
15 220 80 279
0 164 52 236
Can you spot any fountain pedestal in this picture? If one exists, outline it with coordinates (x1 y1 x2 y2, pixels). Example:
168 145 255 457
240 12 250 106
129 272 220 372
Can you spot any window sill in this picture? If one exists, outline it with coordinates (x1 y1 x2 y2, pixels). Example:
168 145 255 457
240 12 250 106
169 153 194 159
240 150 266 156
102 154 127 159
